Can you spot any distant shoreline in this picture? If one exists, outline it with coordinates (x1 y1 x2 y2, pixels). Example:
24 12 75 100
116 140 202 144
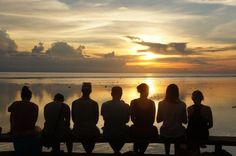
0 72 236 79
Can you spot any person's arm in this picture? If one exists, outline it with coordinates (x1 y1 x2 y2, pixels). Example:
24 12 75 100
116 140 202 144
8 102 14 112
94 102 99 124
32 105 38 125
208 107 213 129
156 102 163 123
65 105 70 128
125 104 131 123
149 100 156 125
71 101 76 123
43 105 47 121
182 103 187 124
130 100 136 123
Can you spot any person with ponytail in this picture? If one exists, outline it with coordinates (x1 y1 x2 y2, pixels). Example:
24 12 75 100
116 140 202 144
187 90 213 155
130 83 158 154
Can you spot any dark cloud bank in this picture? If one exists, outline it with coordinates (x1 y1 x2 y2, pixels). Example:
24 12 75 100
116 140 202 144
0 29 127 72
1 29 236 73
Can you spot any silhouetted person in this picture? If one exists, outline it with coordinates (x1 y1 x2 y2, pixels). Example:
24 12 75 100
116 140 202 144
101 86 130 154
72 82 100 154
157 84 187 156
42 93 72 155
130 83 158 154
8 86 41 156
233 106 236 108
187 90 213 155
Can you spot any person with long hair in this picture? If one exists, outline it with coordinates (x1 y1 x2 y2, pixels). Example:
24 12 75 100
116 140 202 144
187 90 213 155
157 84 187 156
130 83 158 154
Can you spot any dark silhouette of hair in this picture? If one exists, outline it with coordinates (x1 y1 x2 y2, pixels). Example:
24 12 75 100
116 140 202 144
54 93 64 102
192 90 204 102
81 82 92 96
165 84 179 102
111 86 122 99
21 86 32 101
137 83 149 95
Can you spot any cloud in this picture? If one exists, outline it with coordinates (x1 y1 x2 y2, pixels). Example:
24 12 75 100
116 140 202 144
46 42 84 58
126 36 193 55
32 42 44 54
126 35 236 55
207 20 236 42
186 0 236 6
195 45 236 52
0 29 17 53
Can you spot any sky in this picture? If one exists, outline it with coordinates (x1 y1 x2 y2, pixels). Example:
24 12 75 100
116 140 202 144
0 0 236 73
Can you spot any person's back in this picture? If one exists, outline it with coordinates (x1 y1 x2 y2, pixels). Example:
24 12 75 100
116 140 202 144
156 84 187 156
8 86 41 156
9 100 38 134
102 100 130 130
44 102 70 135
187 90 213 155
43 93 72 154
72 82 99 154
101 86 130 154
72 97 98 128
187 90 213 140
157 99 186 138
130 83 157 154
131 98 155 127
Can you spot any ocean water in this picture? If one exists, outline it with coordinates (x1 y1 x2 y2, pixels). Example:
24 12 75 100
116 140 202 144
0 72 235 154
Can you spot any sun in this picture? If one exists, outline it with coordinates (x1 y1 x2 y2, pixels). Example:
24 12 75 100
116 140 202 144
141 52 164 60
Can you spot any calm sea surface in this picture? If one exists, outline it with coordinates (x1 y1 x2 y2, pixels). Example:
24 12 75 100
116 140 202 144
0 72 235 154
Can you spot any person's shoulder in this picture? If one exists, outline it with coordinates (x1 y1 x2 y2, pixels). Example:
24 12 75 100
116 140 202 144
90 98 98 105
158 100 165 105
29 101 38 108
9 101 20 106
102 100 111 108
72 99 80 105
148 99 155 105
187 104 194 109
178 100 186 107
187 104 194 111
44 102 53 109
121 100 130 108
62 102 70 109
8 101 20 111
131 98 138 104
202 104 211 111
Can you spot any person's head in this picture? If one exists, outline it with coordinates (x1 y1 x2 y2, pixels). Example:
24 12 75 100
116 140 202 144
54 93 64 102
21 86 32 101
81 82 92 97
137 83 149 98
192 90 204 104
165 84 179 102
111 86 122 100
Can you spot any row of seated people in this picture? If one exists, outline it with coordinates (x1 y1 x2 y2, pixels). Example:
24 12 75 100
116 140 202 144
7 83 213 156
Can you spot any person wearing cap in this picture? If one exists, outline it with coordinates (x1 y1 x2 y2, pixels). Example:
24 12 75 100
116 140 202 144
42 93 72 154
72 82 100 154
130 83 158 154
8 86 41 156
101 86 130 154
